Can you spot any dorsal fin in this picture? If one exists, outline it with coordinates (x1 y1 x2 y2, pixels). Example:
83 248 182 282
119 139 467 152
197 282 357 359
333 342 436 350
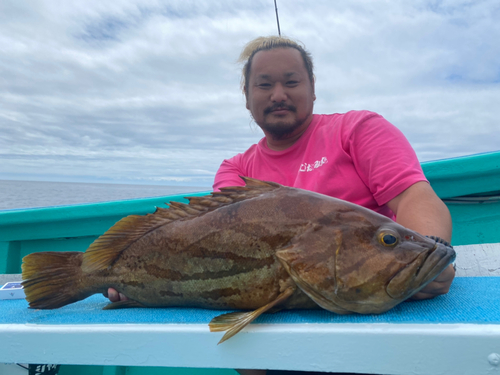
81 176 282 273
214 176 281 201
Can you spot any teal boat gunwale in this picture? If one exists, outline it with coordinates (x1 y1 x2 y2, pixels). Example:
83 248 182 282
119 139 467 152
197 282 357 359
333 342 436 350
421 150 500 199
0 191 211 225
0 192 210 244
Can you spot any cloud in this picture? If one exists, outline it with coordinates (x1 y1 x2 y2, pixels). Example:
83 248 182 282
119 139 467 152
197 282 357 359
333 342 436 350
0 0 499 187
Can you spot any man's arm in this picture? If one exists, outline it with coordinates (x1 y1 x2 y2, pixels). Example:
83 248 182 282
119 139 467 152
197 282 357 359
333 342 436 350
213 158 247 191
387 181 455 300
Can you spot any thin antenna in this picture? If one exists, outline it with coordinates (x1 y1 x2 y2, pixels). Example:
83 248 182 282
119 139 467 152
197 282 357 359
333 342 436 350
274 0 281 36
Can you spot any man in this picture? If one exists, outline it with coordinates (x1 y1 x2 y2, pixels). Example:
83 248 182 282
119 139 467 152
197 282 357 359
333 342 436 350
210 35 455 375
213 35 453 298
107 36 454 374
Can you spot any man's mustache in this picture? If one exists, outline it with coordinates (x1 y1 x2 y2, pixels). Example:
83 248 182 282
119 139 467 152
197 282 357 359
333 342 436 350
264 103 297 115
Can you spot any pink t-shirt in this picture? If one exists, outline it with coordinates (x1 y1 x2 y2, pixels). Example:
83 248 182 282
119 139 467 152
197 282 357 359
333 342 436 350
213 110 427 219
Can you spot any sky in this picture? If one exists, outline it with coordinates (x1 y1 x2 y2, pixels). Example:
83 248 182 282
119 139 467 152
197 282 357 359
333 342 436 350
1 0 499 188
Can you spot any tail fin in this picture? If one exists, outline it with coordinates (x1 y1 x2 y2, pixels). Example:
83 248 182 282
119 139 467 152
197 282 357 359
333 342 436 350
22 251 89 309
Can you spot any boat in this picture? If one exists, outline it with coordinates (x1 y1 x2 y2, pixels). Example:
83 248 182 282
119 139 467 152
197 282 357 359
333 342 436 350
1 151 499 375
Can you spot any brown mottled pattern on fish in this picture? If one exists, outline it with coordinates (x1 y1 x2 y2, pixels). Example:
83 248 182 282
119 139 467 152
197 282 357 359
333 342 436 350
21 177 455 343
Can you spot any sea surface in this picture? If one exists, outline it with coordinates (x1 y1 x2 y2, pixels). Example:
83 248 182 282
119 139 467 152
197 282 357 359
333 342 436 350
0 180 210 211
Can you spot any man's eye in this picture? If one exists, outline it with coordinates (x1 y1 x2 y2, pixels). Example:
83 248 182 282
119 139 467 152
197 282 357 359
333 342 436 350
258 83 271 88
287 81 298 86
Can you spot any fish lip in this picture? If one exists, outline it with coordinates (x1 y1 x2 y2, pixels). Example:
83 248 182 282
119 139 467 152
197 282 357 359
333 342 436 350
386 242 456 300
414 243 438 276
417 242 456 278
412 244 456 296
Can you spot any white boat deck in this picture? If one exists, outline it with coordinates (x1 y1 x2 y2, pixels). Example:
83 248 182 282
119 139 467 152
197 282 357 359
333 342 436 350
0 243 499 375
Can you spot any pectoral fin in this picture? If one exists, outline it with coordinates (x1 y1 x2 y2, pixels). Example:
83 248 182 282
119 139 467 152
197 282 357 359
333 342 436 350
277 250 349 314
209 286 295 344
276 227 350 315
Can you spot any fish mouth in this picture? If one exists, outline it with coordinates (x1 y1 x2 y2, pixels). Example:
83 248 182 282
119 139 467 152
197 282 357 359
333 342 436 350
386 243 456 300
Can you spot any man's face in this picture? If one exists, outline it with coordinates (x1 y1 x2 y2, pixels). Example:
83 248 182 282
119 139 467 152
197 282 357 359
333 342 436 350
245 48 316 140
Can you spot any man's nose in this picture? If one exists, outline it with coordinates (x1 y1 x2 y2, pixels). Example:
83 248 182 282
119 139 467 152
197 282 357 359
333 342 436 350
271 83 287 102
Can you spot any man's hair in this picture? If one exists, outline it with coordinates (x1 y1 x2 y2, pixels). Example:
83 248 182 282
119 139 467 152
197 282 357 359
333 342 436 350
238 36 314 95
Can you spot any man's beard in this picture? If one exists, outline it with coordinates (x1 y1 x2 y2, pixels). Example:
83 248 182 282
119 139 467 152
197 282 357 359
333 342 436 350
257 103 306 140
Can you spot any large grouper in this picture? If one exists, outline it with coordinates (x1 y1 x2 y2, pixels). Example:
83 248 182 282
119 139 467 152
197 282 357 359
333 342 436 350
22 177 456 343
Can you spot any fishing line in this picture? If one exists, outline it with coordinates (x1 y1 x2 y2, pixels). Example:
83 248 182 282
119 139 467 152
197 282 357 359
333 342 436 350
274 0 281 36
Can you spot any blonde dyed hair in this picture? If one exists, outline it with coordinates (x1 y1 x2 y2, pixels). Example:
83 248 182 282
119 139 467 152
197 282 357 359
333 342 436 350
238 36 314 95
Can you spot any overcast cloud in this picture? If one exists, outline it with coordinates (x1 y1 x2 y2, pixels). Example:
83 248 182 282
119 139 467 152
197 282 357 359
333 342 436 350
1 0 499 187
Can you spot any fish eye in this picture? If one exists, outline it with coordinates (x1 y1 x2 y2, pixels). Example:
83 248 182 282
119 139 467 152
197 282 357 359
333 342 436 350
379 232 398 247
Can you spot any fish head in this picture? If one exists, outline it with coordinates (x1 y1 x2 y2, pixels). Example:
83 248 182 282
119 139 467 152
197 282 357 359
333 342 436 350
276 209 456 314
335 219 456 312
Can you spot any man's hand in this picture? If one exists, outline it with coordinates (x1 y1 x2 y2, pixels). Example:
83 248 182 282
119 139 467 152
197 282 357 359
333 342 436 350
410 263 455 300
388 181 454 300
104 288 128 302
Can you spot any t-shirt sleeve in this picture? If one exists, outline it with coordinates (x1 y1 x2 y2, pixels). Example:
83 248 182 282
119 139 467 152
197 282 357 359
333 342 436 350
345 112 428 206
213 155 247 191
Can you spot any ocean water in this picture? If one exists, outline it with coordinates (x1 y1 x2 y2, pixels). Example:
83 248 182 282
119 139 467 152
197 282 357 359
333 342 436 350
0 180 210 211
